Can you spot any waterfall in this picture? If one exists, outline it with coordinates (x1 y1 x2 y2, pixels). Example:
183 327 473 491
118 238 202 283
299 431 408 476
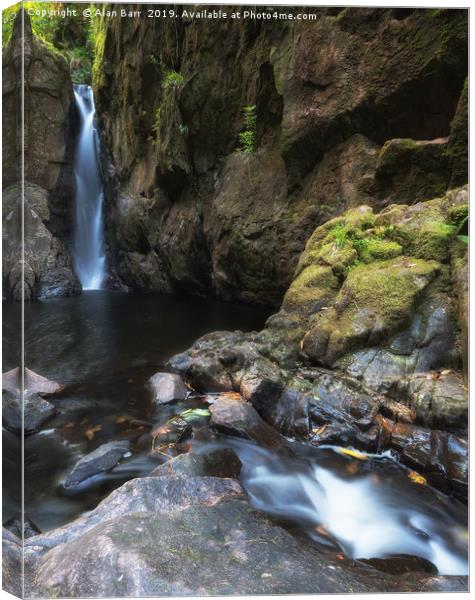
72 85 106 290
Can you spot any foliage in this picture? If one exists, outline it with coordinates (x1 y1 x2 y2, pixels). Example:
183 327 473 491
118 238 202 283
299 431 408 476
163 70 185 89
2 2 94 83
331 223 350 247
173 408 211 423
239 105 257 154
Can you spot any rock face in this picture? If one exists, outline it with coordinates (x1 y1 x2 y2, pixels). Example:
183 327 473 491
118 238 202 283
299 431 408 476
94 8 467 305
64 441 132 488
170 186 468 498
2 13 80 300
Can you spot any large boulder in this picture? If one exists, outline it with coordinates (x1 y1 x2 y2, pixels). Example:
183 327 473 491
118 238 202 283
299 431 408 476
23 475 449 597
303 257 440 366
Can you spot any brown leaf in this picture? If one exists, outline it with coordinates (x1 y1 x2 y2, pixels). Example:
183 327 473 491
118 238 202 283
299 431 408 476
85 425 102 441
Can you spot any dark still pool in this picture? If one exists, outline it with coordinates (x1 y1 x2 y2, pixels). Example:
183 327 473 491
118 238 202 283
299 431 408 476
3 291 271 530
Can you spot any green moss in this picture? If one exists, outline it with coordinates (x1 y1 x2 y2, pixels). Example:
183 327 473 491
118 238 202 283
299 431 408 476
343 258 439 320
282 265 339 316
356 238 403 263
302 257 441 365
163 70 185 89
92 19 106 89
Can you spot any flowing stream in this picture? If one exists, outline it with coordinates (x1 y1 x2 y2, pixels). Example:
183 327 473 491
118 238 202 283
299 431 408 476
2 293 467 577
72 85 106 290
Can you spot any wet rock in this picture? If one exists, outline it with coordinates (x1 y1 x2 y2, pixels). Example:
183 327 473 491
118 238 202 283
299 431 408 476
303 257 440 367
150 448 242 479
417 575 468 592
64 441 132 488
389 423 468 499
2 528 22 598
151 417 192 449
2 389 56 434
262 385 311 439
452 245 468 376
397 372 467 431
4 515 41 539
149 372 188 405
339 292 459 394
240 357 284 412
26 485 416 597
169 331 243 391
24 368 62 395
25 476 243 551
209 397 287 451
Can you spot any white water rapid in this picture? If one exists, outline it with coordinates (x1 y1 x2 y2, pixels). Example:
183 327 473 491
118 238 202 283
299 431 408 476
72 85 106 290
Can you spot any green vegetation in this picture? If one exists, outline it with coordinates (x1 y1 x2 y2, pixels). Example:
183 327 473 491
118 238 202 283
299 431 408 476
2 2 95 83
328 220 402 268
163 70 185 89
239 105 257 154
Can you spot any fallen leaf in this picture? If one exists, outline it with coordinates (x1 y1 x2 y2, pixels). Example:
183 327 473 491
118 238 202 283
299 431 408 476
85 424 102 441
115 416 128 424
312 424 328 436
62 422 74 429
408 470 427 485
337 447 368 461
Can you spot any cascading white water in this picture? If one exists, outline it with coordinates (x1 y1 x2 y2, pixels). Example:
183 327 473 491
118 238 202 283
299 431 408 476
72 85 106 290
196 438 468 576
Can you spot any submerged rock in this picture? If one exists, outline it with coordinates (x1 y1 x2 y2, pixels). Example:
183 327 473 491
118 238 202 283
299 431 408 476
149 372 188 405
150 447 242 479
64 441 132 488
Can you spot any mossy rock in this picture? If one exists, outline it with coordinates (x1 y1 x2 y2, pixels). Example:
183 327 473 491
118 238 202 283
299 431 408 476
295 206 374 275
282 265 340 317
302 257 440 366
355 238 402 263
375 197 456 262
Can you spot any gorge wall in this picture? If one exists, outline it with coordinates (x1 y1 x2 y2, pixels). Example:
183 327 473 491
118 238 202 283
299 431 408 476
94 6 468 305
2 13 80 300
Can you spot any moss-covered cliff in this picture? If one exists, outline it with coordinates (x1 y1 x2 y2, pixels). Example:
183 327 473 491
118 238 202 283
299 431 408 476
93 6 467 305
